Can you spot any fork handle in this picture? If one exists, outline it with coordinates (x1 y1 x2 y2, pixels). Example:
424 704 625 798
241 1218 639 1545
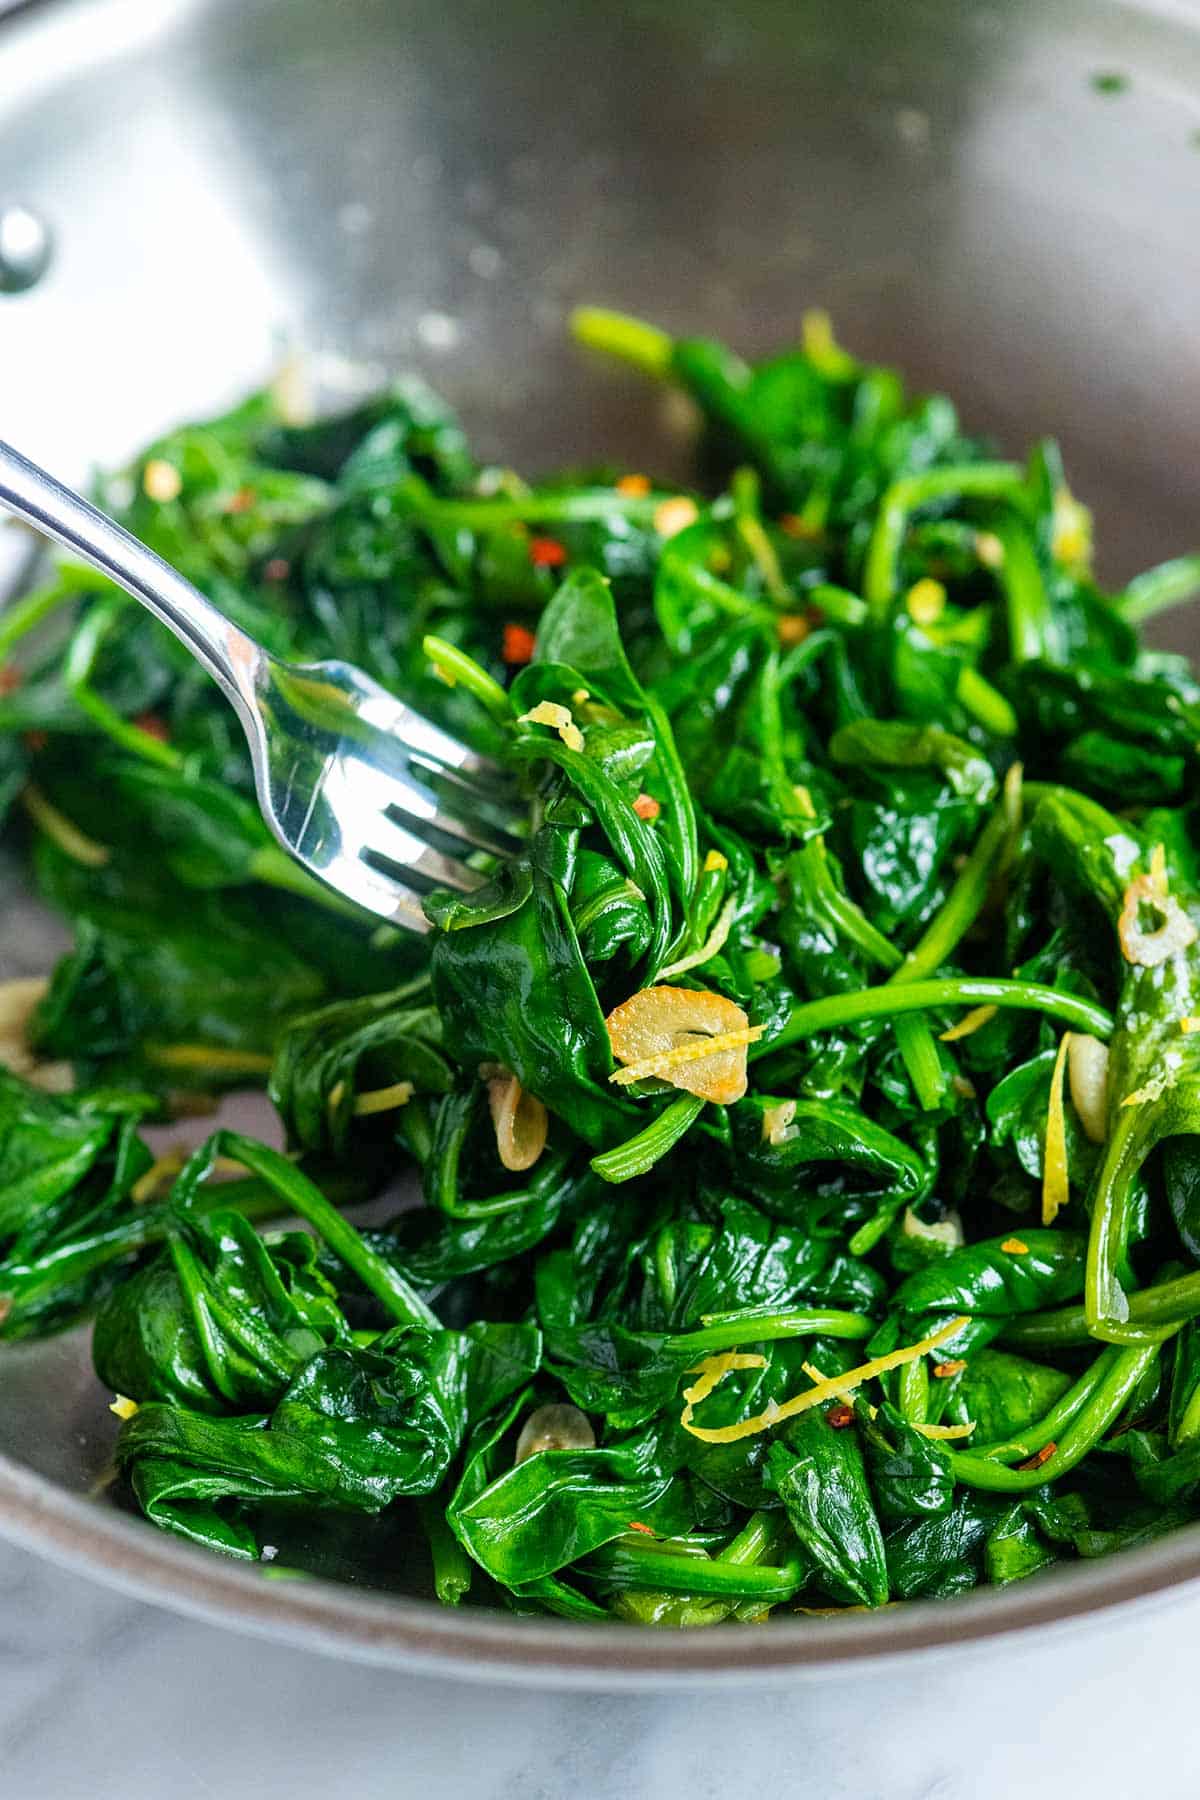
0 437 264 726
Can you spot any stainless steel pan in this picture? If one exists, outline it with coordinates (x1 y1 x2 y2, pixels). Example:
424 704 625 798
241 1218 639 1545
2 0 1199 1683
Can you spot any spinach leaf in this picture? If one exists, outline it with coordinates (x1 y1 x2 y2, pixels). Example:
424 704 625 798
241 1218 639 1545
5 309 1200 1624
766 1411 888 1607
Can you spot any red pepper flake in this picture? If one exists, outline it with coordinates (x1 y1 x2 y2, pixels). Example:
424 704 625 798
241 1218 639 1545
632 792 660 821
529 535 568 569
224 486 257 515
134 712 170 743
1016 1441 1057 1473
262 557 291 583
23 730 47 753
826 1404 855 1429
616 473 651 497
1001 1237 1030 1255
933 1360 966 1378
0 664 21 695
626 1520 656 1536
502 622 537 665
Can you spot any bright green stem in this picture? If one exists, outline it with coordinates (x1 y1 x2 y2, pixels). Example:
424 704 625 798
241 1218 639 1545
422 634 515 723
731 466 789 605
1005 1269 1200 1351
893 1012 947 1111
668 1307 874 1357
809 583 868 629
991 513 1058 664
405 481 662 530
661 548 775 626
897 1351 929 1425
847 1201 911 1259
956 664 1018 737
0 571 84 662
863 463 1025 616
949 1340 1167 1492
572 877 648 938
167 1235 296 1395
1085 1104 1147 1341
584 1541 806 1601
570 306 675 378
220 1133 438 1329
1118 553 1200 626
1175 1366 1200 1447
970 1349 1116 1464
826 887 903 972
895 801 1013 984
590 1094 705 1183
721 1509 781 1566
418 1497 473 1606
788 824 901 973
0 1176 283 1327
612 1511 791 1627
761 977 1114 1058
62 598 184 771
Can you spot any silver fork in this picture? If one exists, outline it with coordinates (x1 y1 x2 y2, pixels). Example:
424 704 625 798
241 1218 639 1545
0 438 524 930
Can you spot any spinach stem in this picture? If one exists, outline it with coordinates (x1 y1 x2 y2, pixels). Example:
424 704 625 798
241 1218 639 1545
1005 1268 1200 1349
762 977 1114 1058
418 1497 474 1606
590 1094 705 1183
971 1348 1116 1462
1085 1104 1161 1342
403 481 662 530
895 801 1013 983
949 1340 1169 1492
422 634 514 723
569 306 675 378
668 1307 874 1356
61 597 184 771
863 464 1025 615
809 583 868 628
893 1013 946 1110
219 1133 438 1329
583 1541 806 1600
990 514 1058 664
1117 554 1200 625
955 665 1018 737
0 570 83 662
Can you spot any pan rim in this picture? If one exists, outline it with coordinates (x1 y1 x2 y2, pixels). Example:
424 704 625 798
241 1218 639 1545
5 1445 1200 1684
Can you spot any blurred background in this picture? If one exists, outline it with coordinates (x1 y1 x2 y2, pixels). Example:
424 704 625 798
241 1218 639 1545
2 0 1199 597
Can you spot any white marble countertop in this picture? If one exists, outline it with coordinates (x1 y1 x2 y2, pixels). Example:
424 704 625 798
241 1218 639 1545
3 1533 1199 1800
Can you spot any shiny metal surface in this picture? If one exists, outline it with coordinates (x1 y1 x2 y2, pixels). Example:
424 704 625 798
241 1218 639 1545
2 0 1200 1682
0 202 52 293
0 437 514 924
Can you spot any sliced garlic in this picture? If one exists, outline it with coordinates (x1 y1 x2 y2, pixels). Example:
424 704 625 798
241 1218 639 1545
1067 1033 1109 1145
605 985 759 1104
486 1067 548 1172
514 1403 595 1464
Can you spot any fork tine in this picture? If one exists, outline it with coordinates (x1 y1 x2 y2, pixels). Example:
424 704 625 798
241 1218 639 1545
360 813 482 894
404 746 523 816
387 800 519 862
332 758 521 864
307 852 434 932
354 690 506 783
383 762 525 858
